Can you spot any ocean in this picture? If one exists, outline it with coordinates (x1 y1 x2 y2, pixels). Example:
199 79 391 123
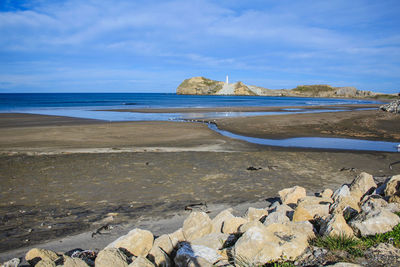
0 93 397 152
0 92 380 115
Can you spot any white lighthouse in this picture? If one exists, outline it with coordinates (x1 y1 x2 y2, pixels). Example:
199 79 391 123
225 75 229 84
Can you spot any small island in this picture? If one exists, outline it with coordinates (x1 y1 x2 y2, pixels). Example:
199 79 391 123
176 76 398 99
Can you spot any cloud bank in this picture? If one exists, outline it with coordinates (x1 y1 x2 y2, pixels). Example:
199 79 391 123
0 0 399 93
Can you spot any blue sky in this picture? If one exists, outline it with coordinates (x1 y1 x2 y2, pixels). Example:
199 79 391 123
0 0 399 93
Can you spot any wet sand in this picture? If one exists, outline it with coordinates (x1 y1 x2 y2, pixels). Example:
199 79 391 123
0 109 399 260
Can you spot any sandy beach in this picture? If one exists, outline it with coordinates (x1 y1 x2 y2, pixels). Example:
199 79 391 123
1 108 400 261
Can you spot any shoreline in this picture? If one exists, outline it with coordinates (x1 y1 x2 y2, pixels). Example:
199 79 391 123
98 103 381 113
1 106 399 261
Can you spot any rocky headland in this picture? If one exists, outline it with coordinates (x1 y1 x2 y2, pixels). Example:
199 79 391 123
176 77 399 99
3 172 400 267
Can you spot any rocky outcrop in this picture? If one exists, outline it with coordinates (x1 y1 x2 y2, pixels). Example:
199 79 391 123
7 171 400 267
176 77 224 95
380 100 400 113
176 76 393 98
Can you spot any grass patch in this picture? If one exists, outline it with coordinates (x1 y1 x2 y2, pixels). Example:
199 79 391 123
311 233 360 251
360 223 400 248
312 213 400 257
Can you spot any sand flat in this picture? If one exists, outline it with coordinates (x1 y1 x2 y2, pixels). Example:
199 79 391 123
0 109 399 256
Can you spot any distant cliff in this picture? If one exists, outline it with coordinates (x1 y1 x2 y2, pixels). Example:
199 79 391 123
176 77 397 99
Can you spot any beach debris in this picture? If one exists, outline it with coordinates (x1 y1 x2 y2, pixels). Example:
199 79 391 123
91 224 114 238
339 167 356 172
69 249 97 266
390 160 400 170
184 202 208 212
246 166 262 171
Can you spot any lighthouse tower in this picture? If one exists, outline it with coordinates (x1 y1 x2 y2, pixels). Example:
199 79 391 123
225 75 229 84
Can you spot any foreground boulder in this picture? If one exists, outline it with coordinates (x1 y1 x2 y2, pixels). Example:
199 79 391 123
245 207 268 222
384 174 400 203
174 242 220 266
183 212 213 241
319 213 354 237
222 216 248 234
234 223 309 264
60 256 89 267
279 185 306 205
94 248 129 267
128 256 155 267
349 172 377 200
25 248 60 264
350 208 400 236
210 208 234 233
106 228 154 257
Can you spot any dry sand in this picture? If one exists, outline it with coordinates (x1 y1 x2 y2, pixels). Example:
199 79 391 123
0 109 399 261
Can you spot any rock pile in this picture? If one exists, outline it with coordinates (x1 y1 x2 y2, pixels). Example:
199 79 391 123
380 100 400 113
2 172 400 267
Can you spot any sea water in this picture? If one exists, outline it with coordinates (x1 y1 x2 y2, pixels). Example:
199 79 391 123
1 93 397 152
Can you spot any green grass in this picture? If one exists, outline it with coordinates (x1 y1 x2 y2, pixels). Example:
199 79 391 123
312 212 400 257
311 233 360 251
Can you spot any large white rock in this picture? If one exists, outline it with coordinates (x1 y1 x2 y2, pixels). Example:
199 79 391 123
245 207 268 222
148 246 172 267
222 217 248 234
239 220 265 233
183 212 213 241
211 208 234 233
168 228 185 248
106 228 154 257
128 256 155 267
384 175 400 199
61 256 89 267
319 213 354 237
94 248 128 267
192 233 231 250
234 226 279 264
330 195 360 214
264 223 309 260
35 259 56 267
321 188 334 198
350 209 400 236
151 234 174 255
349 172 377 200
174 242 221 266
332 185 351 201
25 248 59 263
263 211 290 226
278 186 306 205
234 223 309 264
283 221 315 239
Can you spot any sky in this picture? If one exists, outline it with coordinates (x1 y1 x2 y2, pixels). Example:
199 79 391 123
0 0 399 93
